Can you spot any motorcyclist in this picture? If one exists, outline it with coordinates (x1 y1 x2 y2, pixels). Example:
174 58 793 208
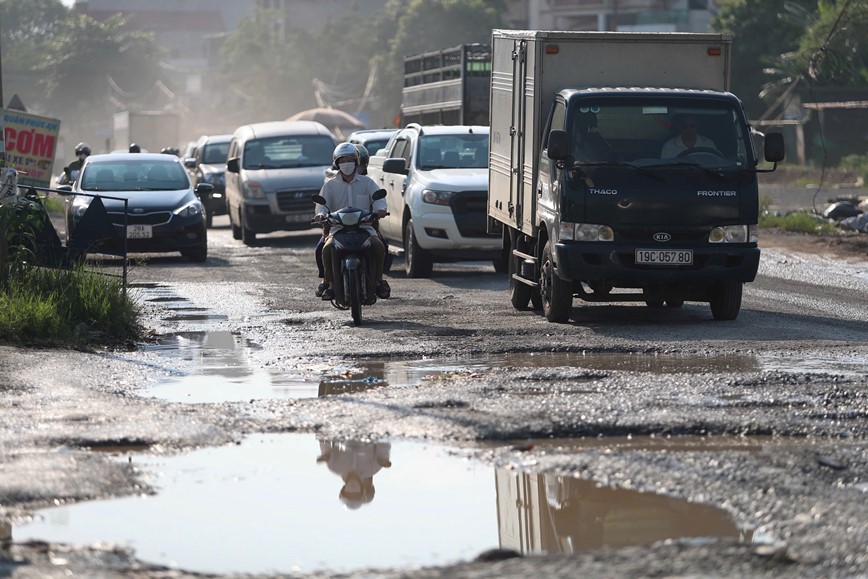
313 142 389 301
59 142 91 185
314 144 374 282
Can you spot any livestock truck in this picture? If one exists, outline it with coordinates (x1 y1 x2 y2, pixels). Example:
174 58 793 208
487 30 785 323
112 111 180 153
401 43 491 126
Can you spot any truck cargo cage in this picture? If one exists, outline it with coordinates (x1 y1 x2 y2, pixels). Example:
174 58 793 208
401 43 492 126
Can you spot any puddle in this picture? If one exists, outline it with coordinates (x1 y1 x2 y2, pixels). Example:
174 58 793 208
14 434 751 575
141 333 867 404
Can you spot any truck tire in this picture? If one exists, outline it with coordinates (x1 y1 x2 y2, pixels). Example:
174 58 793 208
710 281 742 321
509 233 542 311
540 241 572 323
404 218 433 278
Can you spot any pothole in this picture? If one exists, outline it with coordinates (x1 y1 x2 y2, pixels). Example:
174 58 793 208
14 433 753 575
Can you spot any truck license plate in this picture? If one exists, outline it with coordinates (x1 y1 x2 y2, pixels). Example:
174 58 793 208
127 224 153 239
635 249 692 265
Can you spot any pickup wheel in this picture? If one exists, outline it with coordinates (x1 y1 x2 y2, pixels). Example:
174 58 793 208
404 218 433 278
540 241 572 323
710 281 742 320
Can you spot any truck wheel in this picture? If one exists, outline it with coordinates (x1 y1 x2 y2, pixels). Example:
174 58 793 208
710 282 742 321
540 241 572 323
404 218 433 278
509 241 532 310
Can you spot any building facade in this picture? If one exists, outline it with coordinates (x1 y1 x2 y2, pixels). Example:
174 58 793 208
526 0 718 32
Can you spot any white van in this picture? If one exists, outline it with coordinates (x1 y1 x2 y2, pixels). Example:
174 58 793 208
225 120 337 245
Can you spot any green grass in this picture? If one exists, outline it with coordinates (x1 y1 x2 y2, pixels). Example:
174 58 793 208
0 264 143 348
759 210 840 235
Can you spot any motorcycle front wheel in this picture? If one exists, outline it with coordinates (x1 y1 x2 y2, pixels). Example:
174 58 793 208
348 267 362 325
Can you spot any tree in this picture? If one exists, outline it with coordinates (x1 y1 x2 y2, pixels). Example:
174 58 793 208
794 0 868 85
0 0 70 110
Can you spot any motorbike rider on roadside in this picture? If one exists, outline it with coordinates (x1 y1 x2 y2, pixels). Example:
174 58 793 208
313 142 390 301
59 142 91 185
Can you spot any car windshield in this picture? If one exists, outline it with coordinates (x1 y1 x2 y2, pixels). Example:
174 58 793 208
81 160 190 191
202 142 230 164
417 133 489 170
243 136 334 169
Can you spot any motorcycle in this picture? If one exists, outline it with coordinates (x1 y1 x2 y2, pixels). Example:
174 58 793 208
312 189 387 326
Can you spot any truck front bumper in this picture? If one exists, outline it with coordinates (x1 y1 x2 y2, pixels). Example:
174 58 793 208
554 241 760 285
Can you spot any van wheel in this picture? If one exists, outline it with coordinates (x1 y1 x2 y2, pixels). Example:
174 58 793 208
710 282 742 320
404 218 432 278
241 213 256 246
230 206 242 240
540 241 572 323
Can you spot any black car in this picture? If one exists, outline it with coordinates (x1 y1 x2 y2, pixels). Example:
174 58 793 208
184 134 232 227
63 153 212 262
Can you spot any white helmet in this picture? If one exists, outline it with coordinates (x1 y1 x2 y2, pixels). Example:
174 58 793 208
332 142 359 164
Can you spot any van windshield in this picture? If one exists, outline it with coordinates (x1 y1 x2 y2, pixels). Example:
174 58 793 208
563 99 750 169
243 136 335 169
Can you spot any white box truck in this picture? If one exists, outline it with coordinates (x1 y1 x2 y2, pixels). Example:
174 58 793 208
488 30 785 322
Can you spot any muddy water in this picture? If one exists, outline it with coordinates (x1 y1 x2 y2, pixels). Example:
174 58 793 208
14 434 751 575
140 330 866 404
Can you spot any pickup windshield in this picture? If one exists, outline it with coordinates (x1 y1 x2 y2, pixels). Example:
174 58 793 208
417 133 489 170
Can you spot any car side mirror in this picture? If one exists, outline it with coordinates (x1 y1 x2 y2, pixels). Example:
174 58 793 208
184 158 197 169
195 183 214 194
547 130 570 160
383 158 408 175
226 157 240 173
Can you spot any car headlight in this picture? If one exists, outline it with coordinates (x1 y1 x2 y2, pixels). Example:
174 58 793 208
421 189 456 205
203 171 225 186
243 180 266 199
559 222 614 242
709 225 756 243
174 199 205 218
71 195 93 218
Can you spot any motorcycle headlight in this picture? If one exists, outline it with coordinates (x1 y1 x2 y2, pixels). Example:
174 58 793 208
422 189 456 205
709 225 756 243
174 199 205 218
559 222 614 242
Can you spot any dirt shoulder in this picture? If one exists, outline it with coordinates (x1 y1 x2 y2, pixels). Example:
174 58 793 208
760 228 868 261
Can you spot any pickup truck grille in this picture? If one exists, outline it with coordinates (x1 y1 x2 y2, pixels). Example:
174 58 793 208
450 190 493 238
276 190 318 213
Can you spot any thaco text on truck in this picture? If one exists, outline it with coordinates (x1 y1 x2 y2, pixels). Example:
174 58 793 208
487 30 785 323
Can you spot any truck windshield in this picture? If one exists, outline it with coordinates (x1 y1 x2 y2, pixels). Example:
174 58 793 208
564 100 750 170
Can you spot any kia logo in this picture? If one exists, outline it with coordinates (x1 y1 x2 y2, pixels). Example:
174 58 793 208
132 208 145 214
653 232 671 242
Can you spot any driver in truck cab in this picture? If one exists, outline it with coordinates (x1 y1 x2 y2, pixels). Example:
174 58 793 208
660 114 718 158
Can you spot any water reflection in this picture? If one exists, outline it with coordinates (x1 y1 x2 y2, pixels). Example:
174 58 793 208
316 439 392 508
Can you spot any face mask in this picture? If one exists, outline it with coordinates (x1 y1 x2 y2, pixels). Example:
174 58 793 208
338 162 355 176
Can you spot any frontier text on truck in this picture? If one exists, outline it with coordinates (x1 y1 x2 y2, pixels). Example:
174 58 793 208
487 30 785 323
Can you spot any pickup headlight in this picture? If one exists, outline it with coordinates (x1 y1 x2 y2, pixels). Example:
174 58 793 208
243 180 266 199
559 222 614 242
174 199 205 218
421 189 456 205
709 225 756 243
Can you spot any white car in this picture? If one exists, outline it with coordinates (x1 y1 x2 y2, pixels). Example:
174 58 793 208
366 124 503 278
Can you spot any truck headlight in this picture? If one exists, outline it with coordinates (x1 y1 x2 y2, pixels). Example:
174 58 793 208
422 189 456 205
709 225 756 243
243 180 266 199
560 222 614 242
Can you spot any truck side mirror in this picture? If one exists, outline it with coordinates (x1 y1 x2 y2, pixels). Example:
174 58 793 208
226 157 240 173
547 130 570 160
764 132 785 163
383 158 409 175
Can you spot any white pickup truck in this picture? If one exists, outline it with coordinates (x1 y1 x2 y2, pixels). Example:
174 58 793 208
366 123 504 278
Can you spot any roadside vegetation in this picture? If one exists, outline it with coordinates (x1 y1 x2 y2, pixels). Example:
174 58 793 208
0 200 143 348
